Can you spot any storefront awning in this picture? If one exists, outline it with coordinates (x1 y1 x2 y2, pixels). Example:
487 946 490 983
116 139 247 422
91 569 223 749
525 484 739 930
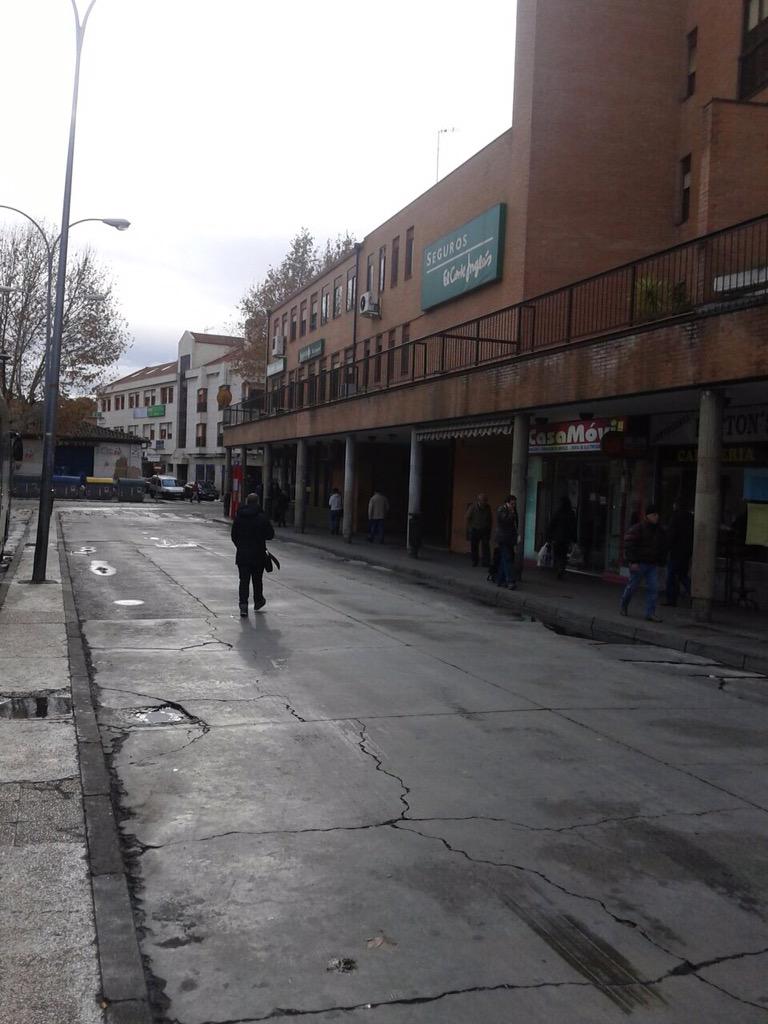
416 418 514 442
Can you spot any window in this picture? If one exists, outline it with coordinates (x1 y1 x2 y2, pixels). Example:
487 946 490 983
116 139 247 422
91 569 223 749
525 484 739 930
196 422 207 448
159 422 173 441
282 312 288 340
100 398 111 412
114 394 124 411
685 28 697 97
160 385 174 404
321 284 330 325
741 0 768 96
143 390 156 407
391 235 400 288
378 246 386 293
366 254 374 292
680 154 692 223
290 306 297 341
128 391 139 409
400 322 411 375
216 421 224 447
346 267 357 311
373 334 383 384
333 276 342 318
143 423 155 442
300 300 307 337
404 226 415 280
310 293 318 331
197 387 208 412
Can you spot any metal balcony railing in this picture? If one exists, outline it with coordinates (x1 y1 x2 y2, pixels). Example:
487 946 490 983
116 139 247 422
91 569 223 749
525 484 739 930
224 212 768 429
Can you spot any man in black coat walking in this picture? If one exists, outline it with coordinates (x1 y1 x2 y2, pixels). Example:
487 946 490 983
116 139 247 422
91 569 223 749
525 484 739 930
231 492 275 616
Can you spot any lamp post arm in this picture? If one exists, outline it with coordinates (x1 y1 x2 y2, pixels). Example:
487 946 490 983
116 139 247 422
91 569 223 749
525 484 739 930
0 205 53 262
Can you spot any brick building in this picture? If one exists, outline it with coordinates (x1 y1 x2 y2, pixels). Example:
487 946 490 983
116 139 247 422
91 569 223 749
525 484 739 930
225 0 768 619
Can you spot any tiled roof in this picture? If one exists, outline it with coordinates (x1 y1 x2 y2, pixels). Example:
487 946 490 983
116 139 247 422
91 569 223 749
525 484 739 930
106 361 177 388
15 406 141 443
203 347 242 368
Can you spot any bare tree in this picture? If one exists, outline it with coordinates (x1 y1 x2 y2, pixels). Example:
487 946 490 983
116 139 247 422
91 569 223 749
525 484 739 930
234 228 356 383
0 222 130 405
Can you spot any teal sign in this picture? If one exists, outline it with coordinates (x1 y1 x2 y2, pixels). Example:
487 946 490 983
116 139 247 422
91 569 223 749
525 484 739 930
147 404 166 417
421 203 506 310
298 338 324 363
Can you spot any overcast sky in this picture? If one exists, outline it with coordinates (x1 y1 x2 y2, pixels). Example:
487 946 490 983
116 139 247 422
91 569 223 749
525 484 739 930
1 0 516 378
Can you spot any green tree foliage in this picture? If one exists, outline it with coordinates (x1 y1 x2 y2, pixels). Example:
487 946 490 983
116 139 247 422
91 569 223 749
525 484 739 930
235 228 356 382
0 222 130 405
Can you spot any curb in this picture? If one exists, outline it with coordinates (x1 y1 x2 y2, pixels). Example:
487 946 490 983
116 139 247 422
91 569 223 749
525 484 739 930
57 523 154 1024
0 512 32 612
213 517 768 674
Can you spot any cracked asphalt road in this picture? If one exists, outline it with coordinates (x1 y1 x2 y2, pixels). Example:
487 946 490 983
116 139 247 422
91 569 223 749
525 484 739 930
61 505 768 1023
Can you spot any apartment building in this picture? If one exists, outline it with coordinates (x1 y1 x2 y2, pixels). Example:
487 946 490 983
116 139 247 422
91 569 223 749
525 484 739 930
226 0 768 619
98 331 248 490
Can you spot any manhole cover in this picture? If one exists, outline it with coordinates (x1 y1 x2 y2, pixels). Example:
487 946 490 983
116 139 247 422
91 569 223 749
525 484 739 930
0 694 73 719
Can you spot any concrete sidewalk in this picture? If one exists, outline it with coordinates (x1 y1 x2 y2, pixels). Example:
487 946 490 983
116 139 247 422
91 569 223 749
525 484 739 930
0 509 150 1024
207 509 768 676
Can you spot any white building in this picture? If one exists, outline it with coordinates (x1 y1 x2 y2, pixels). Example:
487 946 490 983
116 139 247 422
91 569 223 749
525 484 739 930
97 331 251 491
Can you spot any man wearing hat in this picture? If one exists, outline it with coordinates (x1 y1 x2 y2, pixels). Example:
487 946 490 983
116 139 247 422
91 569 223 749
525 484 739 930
620 504 667 622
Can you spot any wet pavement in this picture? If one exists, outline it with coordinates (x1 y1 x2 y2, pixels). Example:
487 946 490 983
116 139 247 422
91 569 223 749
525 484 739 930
42 502 768 1023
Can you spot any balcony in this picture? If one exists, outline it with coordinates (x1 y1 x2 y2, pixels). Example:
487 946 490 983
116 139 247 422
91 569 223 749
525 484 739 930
224 212 768 429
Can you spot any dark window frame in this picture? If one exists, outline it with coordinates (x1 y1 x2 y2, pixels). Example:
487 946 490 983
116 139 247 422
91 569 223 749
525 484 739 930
404 227 415 280
680 153 692 224
391 235 400 288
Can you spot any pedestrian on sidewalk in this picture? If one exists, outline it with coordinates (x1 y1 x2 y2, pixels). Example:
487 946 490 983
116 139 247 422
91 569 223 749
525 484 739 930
367 489 389 543
494 494 519 589
620 504 667 621
328 487 343 535
547 496 578 579
231 492 275 616
664 501 694 606
465 492 492 567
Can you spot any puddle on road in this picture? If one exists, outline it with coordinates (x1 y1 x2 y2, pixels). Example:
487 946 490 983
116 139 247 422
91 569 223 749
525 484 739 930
0 693 73 719
90 560 116 576
126 705 192 726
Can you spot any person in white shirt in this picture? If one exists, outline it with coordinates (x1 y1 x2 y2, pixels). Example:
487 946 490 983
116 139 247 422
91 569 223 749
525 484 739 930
367 489 389 543
328 487 343 535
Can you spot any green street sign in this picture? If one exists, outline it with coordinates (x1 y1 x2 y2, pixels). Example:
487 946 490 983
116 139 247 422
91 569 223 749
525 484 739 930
147 404 166 417
421 203 506 310
298 338 324 363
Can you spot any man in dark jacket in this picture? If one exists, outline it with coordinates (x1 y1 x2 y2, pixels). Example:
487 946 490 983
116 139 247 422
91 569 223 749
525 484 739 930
665 502 694 606
494 494 519 589
620 503 667 621
465 492 492 567
231 493 275 616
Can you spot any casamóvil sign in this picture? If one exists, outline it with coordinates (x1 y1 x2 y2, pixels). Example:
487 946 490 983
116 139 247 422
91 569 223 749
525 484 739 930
421 203 505 310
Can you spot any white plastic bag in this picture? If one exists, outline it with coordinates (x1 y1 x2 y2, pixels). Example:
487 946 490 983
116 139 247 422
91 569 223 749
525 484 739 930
537 542 553 568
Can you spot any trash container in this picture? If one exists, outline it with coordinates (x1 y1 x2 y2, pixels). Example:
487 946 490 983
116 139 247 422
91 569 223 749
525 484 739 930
52 475 82 499
407 512 424 558
115 478 145 503
85 476 116 501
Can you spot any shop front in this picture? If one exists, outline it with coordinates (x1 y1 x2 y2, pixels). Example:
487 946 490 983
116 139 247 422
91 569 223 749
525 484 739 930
525 417 652 578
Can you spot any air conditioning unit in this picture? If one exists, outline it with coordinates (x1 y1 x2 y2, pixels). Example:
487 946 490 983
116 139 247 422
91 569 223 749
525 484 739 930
359 292 381 318
271 335 285 357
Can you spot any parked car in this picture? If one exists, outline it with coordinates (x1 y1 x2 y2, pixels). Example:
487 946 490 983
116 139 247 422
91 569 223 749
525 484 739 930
147 475 185 500
183 480 219 502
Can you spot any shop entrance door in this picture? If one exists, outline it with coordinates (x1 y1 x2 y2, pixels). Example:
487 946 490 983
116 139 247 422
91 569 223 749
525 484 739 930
577 462 611 573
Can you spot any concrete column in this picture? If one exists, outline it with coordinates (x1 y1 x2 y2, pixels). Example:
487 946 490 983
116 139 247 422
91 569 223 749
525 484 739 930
691 390 723 622
342 434 355 543
510 413 530 578
407 428 423 556
263 442 272 515
277 451 287 492
294 438 307 534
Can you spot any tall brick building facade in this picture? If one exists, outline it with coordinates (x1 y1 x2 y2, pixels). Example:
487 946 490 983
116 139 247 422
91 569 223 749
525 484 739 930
225 0 768 619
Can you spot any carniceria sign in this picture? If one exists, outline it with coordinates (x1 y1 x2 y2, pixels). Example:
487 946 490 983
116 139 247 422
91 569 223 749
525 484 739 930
421 203 506 310
529 418 626 454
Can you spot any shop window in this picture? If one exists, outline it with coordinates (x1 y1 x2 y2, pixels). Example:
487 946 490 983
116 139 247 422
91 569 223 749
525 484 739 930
404 226 414 280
